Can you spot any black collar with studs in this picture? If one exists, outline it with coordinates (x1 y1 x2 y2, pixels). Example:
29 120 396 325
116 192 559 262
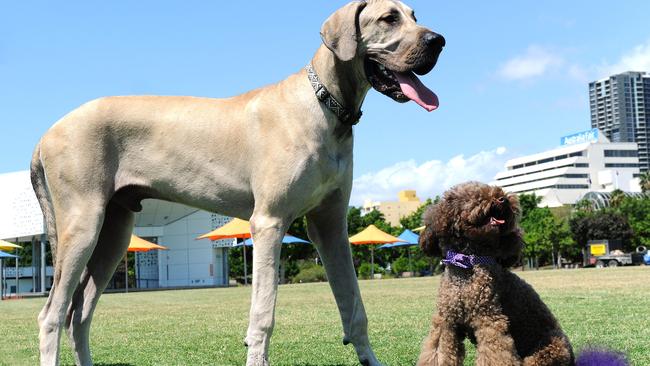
305 64 362 126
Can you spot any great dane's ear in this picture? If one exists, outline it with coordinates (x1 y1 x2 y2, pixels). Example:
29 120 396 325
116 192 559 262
320 1 367 62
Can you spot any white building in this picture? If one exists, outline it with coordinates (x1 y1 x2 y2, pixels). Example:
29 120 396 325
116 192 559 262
492 129 641 207
0 170 233 295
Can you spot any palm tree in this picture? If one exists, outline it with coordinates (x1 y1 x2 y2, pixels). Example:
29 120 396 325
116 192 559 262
639 171 650 193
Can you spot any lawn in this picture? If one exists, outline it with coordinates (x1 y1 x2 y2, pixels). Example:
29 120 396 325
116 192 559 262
1 267 649 365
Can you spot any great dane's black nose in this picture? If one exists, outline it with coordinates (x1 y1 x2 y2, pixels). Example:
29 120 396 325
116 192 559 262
424 32 446 50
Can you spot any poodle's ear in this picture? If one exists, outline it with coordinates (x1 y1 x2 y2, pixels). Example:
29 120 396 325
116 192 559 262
498 229 524 268
419 206 442 257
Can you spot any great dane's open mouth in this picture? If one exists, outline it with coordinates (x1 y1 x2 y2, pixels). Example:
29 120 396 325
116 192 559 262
364 33 445 112
364 51 443 111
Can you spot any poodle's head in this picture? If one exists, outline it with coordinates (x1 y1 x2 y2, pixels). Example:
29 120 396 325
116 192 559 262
419 182 523 267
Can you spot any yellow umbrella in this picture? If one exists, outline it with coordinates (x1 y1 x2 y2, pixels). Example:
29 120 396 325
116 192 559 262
197 218 252 285
413 226 426 233
349 225 405 279
124 235 168 293
0 240 22 250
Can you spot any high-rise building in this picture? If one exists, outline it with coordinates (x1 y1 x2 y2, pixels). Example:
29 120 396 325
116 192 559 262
589 71 650 172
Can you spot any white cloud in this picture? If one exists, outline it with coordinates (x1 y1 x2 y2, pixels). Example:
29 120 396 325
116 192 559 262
350 147 510 206
600 39 650 77
497 46 564 81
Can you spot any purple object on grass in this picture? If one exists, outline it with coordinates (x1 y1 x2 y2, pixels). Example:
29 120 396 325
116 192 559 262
576 348 628 366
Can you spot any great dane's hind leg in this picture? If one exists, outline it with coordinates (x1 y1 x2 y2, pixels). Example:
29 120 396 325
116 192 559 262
307 193 382 366
244 213 288 366
66 201 135 366
39 200 106 366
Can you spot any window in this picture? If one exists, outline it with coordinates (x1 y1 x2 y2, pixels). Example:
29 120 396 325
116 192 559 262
605 163 638 168
604 149 638 157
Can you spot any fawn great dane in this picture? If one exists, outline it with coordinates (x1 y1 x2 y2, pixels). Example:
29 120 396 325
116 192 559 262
31 1 444 364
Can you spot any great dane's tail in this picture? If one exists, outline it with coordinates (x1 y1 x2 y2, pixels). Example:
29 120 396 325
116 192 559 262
30 142 58 266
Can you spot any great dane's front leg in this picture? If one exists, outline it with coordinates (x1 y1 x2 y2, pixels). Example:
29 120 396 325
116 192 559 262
307 194 382 366
245 213 288 366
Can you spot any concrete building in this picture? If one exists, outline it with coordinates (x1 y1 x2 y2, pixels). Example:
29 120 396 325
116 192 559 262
492 129 641 207
0 170 233 296
361 190 422 226
589 71 650 172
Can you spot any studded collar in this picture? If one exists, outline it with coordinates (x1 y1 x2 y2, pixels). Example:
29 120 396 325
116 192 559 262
305 64 362 126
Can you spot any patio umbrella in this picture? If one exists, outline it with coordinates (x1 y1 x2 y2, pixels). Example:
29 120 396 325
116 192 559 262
0 240 22 250
0 250 18 300
241 234 311 246
379 229 419 275
197 218 252 285
0 240 22 297
124 235 168 293
413 226 425 233
349 225 405 279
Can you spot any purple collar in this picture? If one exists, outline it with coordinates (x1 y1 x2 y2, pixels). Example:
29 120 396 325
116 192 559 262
442 251 496 269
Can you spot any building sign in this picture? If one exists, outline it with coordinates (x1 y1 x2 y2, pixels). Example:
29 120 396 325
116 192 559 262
560 128 599 146
0 171 44 239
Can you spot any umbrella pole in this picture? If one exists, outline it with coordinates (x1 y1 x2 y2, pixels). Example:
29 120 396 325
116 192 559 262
15 238 19 296
1 259 4 300
408 247 413 277
243 241 248 286
370 246 374 280
124 254 128 293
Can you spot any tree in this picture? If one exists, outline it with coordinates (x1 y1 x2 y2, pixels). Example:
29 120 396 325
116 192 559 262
519 193 575 267
569 209 635 254
608 189 625 208
639 171 650 193
615 195 650 247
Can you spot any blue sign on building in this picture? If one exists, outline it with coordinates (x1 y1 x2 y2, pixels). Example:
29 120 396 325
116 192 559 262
560 128 599 146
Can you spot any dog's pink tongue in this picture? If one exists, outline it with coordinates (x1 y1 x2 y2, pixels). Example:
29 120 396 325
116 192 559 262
490 217 506 226
394 71 439 112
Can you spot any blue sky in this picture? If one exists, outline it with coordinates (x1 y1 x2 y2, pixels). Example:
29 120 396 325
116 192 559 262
2 1 650 205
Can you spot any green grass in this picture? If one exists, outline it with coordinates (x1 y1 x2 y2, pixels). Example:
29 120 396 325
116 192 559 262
1 267 649 365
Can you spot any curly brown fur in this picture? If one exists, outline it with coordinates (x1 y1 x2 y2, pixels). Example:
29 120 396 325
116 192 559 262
417 182 574 366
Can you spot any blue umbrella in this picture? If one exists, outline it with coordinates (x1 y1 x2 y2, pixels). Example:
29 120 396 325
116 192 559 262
238 234 311 247
1 250 19 300
0 250 18 258
378 229 419 249
378 229 419 276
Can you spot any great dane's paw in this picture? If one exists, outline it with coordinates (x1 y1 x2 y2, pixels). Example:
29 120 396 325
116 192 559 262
359 357 384 366
246 352 269 366
357 348 383 366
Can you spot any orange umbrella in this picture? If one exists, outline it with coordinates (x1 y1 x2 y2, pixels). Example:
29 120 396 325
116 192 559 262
349 225 405 279
197 218 252 285
196 218 251 240
128 235 168 252
124 235 168 293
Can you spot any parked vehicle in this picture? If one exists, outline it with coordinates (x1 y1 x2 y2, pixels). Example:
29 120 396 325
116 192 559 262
586 240 647 268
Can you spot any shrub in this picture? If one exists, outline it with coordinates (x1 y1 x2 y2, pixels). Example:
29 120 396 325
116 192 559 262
391 256 411 274
357 262 382 279
292 264 327 283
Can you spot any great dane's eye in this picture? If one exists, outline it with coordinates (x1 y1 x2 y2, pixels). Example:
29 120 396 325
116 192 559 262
380 14 399 25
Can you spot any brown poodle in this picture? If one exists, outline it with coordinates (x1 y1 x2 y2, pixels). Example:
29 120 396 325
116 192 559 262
417 182 574 366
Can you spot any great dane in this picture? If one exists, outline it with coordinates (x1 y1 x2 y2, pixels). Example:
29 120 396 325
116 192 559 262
31 0 444 364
